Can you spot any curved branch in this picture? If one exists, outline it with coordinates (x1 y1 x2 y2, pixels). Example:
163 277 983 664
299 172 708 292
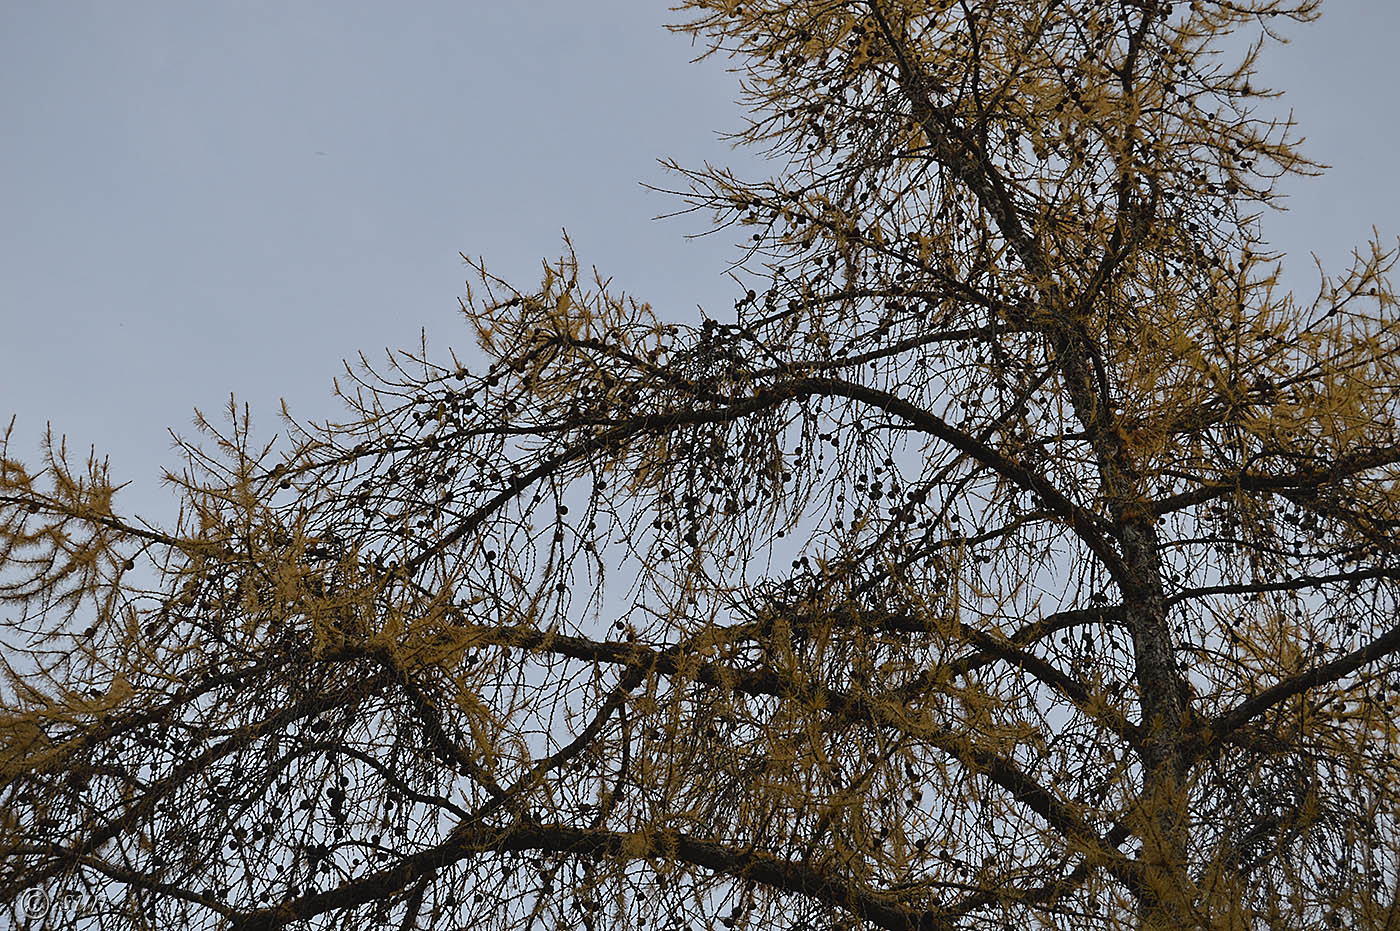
227 820 953 931
319 625 1140 897
1152 446 1400 518
1195 621 1400 764
411 373 1126 583
0 673 387 904
1167 566 1400 607
803 376 1128 581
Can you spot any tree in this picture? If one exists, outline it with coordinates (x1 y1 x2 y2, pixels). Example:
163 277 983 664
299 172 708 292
3 0 1399 928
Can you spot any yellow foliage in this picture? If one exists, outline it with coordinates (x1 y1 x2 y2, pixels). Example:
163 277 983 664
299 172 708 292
6 3 1399 930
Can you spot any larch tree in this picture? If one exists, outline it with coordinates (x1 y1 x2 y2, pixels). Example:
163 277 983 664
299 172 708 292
3 1 1400 929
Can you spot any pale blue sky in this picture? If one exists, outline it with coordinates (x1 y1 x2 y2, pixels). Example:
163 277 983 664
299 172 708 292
2 2 1397 526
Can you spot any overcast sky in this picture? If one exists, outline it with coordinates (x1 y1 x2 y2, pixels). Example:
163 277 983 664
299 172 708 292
3 2 1397 529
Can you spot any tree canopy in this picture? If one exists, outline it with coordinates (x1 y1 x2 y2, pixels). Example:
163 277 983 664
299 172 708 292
4 1 1400 929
